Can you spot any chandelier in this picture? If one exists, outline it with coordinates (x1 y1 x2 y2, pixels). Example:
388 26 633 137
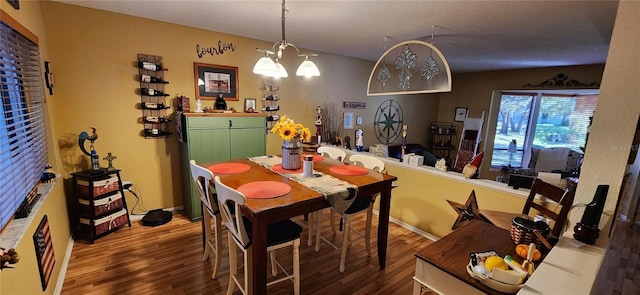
252 0 320 78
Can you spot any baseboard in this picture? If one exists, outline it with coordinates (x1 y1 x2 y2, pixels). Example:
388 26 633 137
54 237 74 295
372 209 439 242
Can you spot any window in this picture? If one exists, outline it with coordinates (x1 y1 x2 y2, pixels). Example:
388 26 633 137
490 91 598 168
0 21 47 230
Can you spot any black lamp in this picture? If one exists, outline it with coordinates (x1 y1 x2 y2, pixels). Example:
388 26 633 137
573 184 609 244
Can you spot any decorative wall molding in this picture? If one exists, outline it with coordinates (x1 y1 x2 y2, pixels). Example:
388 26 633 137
523 73 600 88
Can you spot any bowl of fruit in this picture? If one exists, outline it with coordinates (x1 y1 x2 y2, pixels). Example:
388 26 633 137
466 251 529 294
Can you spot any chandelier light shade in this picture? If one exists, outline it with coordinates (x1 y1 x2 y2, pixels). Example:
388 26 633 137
367 40 451 96
253 0 319 78
296 56 320 77
253 53 278 76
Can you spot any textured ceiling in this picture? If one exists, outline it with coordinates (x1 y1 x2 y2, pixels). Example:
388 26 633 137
54 0 619 73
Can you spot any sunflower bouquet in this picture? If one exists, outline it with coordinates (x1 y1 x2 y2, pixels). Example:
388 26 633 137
270 115 311 142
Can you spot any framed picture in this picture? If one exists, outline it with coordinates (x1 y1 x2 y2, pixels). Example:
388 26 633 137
244 98 257 113
454 107 468 122
33 215 55 291
344 112 354 129
194 62 238 101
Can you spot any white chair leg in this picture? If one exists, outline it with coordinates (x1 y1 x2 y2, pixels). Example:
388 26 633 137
226 235 237 295
339 217 350 273
365 206 373 257
201 212 211 261
245 248 253 295
212 215 222 279
293 239 301 295
270 250 277 276
315 210 322 252
307 211 314 247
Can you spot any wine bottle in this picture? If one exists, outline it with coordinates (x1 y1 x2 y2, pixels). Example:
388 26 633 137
266 114 280 121
144 128 171 136
261 105 280 111
142 102 169 110
138 61 168 71
262 94 280 101
140 74 169 84
144 116 169 123
141 88 169 96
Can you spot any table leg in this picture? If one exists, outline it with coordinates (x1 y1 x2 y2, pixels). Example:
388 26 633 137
251 215 268 295
377 186 392 269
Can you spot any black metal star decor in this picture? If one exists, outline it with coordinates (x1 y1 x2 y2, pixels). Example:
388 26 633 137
447 190 480 230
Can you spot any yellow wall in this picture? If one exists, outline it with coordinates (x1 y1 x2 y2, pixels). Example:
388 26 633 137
384 165 526 237
1 1 70 295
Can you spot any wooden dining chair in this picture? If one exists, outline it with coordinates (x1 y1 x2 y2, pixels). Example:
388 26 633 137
188 160 222 279
315 154 385 273
480 178 576 238
307 146 347 246
213 176 302 295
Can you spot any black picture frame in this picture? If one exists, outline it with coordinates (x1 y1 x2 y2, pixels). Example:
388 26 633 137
454 107 468 122
194 62 238 101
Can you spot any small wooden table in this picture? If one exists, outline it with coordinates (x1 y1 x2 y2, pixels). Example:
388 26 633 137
212 157 397 295
413 220 526 295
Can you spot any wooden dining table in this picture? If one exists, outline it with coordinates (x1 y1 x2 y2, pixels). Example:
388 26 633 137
208 155 397 295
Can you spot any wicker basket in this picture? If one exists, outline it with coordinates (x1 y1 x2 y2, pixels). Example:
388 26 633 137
78 192 124 217
510 217 550 249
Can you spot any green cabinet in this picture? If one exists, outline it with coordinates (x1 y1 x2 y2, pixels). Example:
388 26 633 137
180 114 266 220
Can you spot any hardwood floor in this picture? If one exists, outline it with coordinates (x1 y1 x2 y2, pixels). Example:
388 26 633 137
62 211 433 294
592 220 640 295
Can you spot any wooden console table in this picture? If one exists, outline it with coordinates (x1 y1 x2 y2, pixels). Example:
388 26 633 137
413 220 526 295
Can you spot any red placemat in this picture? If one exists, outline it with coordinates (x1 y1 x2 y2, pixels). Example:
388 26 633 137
237 181 292 199
207 163 250 174
272 164 303 174
329 165 370 176
301 154 324 162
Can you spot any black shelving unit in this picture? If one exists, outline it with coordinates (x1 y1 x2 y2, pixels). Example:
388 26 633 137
137 53 171 138
429 122 456 167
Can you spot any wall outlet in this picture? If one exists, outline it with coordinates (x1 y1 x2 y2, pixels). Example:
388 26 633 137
122 180 132 190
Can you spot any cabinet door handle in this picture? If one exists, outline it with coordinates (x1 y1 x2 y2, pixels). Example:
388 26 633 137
229 120 232 128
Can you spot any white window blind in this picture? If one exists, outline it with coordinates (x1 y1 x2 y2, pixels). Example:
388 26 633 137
0 21 46 230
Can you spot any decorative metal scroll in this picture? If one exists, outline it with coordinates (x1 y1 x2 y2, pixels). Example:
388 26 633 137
367 40 452 96
522 73 600 88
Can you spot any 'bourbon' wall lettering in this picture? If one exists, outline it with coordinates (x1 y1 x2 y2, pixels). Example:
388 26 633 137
196 41 237 58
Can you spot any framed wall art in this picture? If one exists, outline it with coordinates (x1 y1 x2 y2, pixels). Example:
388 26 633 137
454 107 468 122
194 62 238 100
244 98 257 113
33 215 55 291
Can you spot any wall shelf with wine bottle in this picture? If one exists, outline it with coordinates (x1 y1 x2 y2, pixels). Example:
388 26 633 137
137 53 172 138
261 79 280 131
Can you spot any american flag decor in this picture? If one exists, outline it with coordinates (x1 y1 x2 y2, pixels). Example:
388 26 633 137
33 215 55 291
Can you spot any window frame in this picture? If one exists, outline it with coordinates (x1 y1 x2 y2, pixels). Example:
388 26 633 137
486 90 598 171
0 10 47 232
